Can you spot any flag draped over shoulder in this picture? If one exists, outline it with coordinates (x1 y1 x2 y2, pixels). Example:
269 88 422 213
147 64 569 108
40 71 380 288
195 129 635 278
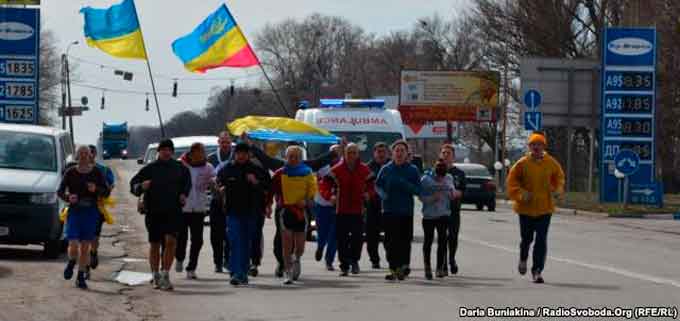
80 0 147 60
171 4 260 73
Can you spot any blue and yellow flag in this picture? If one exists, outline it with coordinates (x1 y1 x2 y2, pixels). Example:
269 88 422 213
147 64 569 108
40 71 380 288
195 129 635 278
172 4 259 73
80 0 147 59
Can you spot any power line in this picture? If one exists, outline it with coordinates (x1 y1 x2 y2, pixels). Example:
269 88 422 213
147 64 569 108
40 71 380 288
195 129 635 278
67 54 263 82
71 81 213 96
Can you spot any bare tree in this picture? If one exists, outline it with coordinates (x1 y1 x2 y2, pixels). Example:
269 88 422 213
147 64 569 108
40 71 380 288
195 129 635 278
38 28 61 125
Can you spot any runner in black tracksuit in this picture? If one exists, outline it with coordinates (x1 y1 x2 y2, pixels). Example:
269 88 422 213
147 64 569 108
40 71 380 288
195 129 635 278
365 142 390 269
207 132 233 273
440 144 466 275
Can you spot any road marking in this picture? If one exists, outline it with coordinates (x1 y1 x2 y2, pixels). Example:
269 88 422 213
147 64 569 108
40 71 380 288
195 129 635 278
461 236 680 289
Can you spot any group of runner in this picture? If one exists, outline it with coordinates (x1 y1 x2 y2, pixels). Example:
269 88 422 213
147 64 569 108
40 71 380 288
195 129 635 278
58 130 564 290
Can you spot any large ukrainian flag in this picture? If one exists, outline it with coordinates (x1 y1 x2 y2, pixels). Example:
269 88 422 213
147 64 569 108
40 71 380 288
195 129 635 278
80 0 147 60
172 4 259 73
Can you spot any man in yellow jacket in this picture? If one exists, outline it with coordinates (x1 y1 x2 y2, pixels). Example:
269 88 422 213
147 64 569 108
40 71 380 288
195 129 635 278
506 132 565 284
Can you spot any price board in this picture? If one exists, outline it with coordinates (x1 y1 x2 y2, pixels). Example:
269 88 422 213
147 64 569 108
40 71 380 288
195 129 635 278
0 8 40 124
600 28 658 204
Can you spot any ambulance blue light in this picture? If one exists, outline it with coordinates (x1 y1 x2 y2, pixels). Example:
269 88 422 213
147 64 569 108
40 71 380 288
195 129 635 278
318 99 385 108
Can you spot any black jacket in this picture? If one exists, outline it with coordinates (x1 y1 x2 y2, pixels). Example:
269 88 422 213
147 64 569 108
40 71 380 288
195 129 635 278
217 160 271 216
366 159 389 213
207 149 232 168
448 165 467 213
130 159 191 216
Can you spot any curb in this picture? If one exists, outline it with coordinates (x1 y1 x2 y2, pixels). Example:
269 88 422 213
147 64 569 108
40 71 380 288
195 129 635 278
494 200 678 219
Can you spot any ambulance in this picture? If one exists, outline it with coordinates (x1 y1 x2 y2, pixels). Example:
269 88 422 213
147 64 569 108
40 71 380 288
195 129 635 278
295 99 406 161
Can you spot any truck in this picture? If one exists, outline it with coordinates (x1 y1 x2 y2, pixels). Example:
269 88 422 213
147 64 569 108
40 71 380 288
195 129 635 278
101 122 129 159
296 99 406 162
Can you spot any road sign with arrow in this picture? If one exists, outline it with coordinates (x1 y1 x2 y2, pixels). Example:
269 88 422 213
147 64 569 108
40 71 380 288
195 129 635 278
524 111 542 131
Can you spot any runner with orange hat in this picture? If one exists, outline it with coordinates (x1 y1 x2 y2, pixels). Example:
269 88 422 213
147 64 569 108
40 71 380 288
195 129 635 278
506 131 565 284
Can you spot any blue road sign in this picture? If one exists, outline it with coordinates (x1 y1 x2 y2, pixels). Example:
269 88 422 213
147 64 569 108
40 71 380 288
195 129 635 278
614 150 640 176
524 112 542 131
629 182 663 207
524 89 542 110
600 27 658 203
0 7 40 125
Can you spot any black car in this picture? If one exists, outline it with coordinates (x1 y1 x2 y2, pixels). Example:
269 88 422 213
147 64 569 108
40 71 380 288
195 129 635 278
456 163 497 211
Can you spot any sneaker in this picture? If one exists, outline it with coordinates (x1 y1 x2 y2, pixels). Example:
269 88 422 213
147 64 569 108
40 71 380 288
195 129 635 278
402 266 411 277
223 261 230 272
229 277 241 286
424 266 433 280
292 259 301 281
315 248 323 262
175 260 184 273
215 265 223 273
89 251 99 270
326 263 335 271
283 272 294 285
518 261 528 275
248 266 259 277
76 271 88 290
186 270 197 280
532 272 545 284
63 259 76 280
436 269 446 278
339 269 349 277
450 262 459 275
275 264 284 278
385 270 397 281
160 272 174 291
351 262 360 275
396 268 406 281
152 272 162 289
372 262 381 269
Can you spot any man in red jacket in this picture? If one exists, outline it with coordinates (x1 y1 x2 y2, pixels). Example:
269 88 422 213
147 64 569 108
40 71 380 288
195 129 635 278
330 143 371 276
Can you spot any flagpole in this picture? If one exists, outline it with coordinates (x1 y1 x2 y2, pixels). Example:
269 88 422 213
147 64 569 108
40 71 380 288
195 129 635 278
224 7 291 117
258 62 292 117
130 0 166 138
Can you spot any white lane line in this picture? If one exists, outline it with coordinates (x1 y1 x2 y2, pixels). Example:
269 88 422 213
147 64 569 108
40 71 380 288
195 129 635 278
461 235 680 289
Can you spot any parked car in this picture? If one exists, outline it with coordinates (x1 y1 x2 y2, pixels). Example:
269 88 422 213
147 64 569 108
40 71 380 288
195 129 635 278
137 136 220 165
0 124 74 258
456 163 497 211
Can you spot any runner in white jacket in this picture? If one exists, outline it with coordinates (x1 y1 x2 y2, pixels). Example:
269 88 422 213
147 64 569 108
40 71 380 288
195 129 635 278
175 142 216 279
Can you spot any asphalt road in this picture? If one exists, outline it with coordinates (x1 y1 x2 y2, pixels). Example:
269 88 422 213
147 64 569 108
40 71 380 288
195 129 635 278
2 159 680 321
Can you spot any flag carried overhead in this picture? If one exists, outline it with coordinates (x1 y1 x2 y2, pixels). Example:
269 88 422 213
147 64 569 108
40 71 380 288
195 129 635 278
80 0 147 59
172 4 260 73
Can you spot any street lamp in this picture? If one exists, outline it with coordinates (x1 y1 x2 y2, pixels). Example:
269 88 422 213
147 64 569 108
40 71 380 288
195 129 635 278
62 41 78 142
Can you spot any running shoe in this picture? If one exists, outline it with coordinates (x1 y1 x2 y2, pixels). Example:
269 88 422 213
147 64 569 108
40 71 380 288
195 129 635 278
518 261 528 275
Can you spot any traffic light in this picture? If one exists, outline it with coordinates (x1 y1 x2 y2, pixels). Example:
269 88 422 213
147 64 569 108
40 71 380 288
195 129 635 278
172 80 178 97
145 94 150 111
100 92 105 110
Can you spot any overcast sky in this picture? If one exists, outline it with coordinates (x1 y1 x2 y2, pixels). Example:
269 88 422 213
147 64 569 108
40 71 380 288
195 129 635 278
41 0 470 145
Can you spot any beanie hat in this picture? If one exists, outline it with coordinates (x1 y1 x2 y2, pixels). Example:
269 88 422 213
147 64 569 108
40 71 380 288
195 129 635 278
158 139 175 151
528 132 547 146
234 142 250 153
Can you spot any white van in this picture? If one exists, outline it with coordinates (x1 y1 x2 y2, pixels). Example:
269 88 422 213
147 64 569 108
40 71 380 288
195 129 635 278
0 124 74 258
295 99 406 161
137 135 220 165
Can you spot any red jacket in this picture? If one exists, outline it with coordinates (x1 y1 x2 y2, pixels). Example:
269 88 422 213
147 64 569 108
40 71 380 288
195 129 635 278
330 159 371 215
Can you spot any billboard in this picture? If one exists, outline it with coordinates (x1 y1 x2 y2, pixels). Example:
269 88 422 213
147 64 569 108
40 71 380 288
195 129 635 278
398 70 499 123
404 121 453 139
0 7 40 125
